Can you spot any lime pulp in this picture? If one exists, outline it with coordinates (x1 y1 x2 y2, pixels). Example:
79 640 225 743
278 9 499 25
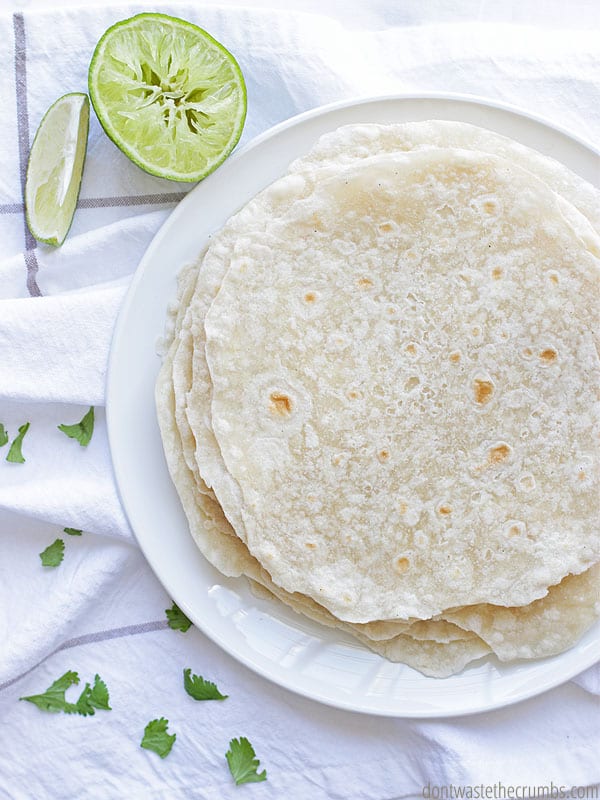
88 13 247 183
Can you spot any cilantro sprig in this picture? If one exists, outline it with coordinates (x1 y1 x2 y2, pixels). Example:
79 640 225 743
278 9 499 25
64 527 82 536
165 602 192 632
0 423 8 447
20 671 111 716
40 538 65 567
226 737 267 785
58 406 94 446
183 668 227 701
6 422 30 463
140 718 176 758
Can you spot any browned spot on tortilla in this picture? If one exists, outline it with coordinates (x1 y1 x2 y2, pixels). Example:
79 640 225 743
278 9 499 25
377 449 390 463
474 379 494 404
347 390 358 399
269 392 293 416
508 524 522 537
522 347 533 357
406 343 417 355
357 277 373 288
304 292 316 303
398 501 408 515
483 201 497 214
549 273 559 284
579 471 586 481
540 348 557 362
449 351 461 364
492 267 503 279
395 557 410 574
379 222 393 233
438 504 452 515
305 542 317 550
489 443 511 464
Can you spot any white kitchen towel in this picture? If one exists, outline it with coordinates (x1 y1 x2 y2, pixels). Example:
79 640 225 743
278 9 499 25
0 4 599 799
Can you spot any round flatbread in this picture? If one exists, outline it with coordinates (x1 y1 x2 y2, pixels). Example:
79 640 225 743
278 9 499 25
157 122 600 674
203 148 600 622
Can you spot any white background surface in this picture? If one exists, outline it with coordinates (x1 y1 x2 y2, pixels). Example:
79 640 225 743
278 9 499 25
0 1 599 799
1 0 600 27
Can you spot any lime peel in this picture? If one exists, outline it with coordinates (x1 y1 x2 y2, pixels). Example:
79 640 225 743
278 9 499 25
25 92 89 247
88 13 247 183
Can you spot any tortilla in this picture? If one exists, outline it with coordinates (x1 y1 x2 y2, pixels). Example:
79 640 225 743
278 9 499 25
203 148 600 622
291 120 600 231
443 564 600 660
156 122 600 675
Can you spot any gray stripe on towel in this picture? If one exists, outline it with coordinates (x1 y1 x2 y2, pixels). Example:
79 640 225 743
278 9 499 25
13 12 41 297
0 619 169 692
78 192 187 208
0 193 185 216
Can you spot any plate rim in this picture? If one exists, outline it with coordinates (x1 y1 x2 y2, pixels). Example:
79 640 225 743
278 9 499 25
106 91 600 718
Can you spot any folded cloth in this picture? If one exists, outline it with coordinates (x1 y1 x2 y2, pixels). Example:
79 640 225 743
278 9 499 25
0 4 598 799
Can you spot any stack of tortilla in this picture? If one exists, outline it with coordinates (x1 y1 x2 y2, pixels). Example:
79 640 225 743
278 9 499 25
156 121 600 678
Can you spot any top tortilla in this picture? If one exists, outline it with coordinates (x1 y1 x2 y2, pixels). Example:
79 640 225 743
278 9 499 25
203 147 600 622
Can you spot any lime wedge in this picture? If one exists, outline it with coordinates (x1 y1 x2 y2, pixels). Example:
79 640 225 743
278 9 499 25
88 13 247 183
25 92 89 247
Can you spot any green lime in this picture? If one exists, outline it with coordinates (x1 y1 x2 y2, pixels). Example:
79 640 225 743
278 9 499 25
25 92 89 247
88 13 247 183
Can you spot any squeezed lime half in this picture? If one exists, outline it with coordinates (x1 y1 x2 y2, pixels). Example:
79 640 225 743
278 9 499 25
25 92 89 247
88 13 247 182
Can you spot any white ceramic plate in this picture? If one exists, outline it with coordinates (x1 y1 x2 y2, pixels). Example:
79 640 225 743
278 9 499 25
107 94 600 717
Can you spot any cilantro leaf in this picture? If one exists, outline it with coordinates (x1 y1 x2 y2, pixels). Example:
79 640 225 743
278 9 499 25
64 527 82 536
58 406 94 447
6 422 30 463
88 674 111 710
72 683 97 716
183 668 228 701
20 671 111 716
20 671 80 713
166 602 192 632
0 423 8 447
140 718 176 758
40 538 65 567
70 674 112 716
226 737 267 785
